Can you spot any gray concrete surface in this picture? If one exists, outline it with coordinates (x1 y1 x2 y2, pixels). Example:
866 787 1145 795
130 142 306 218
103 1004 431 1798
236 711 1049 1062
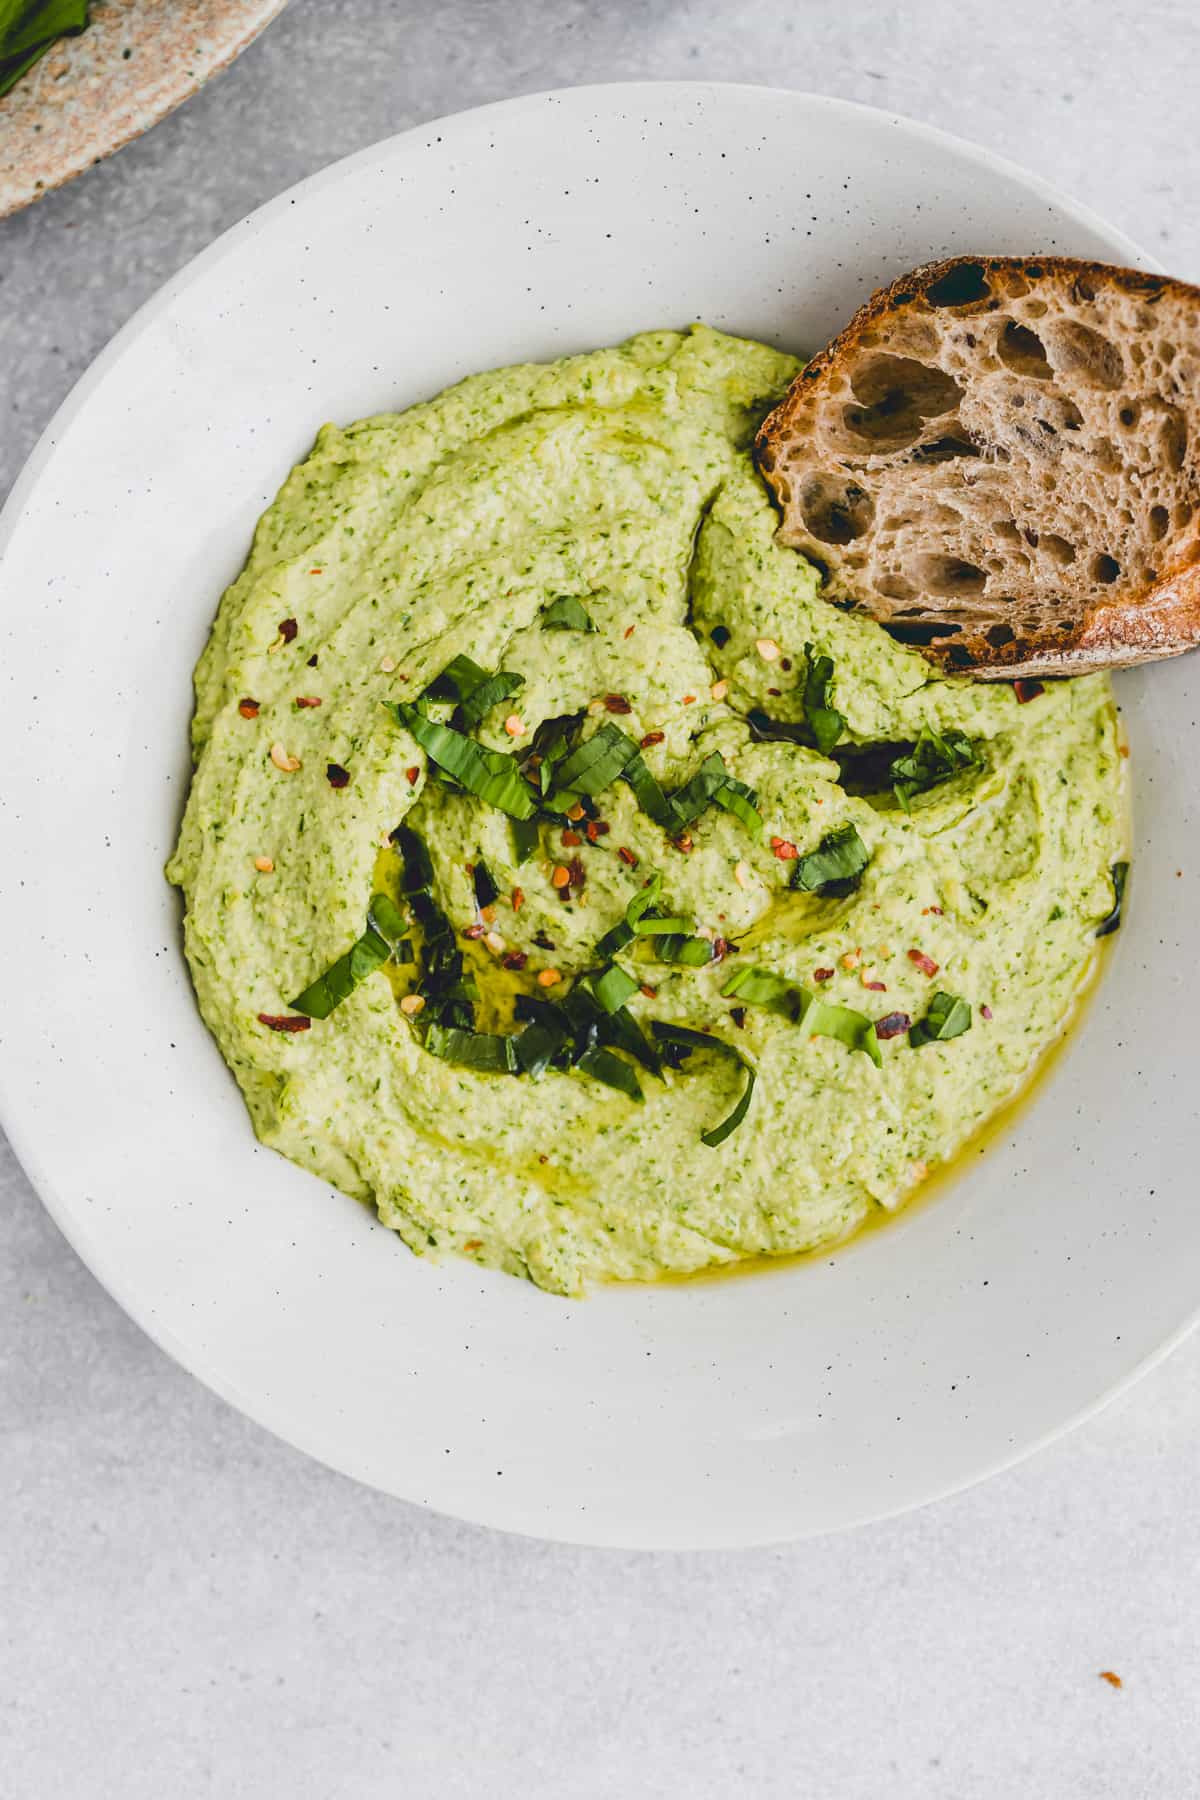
3 3 1200 1794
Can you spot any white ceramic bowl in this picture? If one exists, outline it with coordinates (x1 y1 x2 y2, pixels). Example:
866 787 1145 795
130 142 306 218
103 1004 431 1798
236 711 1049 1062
1 85 1195 1548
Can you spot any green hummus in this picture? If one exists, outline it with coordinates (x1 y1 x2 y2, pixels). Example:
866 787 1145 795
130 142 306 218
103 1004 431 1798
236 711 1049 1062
168 325 1128 1296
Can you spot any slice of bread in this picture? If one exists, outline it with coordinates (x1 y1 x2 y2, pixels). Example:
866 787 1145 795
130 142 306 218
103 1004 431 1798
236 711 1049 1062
756 256 1200 677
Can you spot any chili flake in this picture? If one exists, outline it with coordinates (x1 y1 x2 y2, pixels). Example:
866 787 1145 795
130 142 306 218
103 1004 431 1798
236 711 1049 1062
326 763 351 789
238 698 260 719
874 1012 911 1041
907 948 939 978
1014 679 1045 704
813 967 834 983
617 846 639 867
258 1013 310 1034
604 694 632 714
640 731 664 749
405 766 420 785
295 695 322 709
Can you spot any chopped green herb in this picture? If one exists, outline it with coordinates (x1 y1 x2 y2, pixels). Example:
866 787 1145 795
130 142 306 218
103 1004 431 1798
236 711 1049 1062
541 595 596 632
575 1045 644 1101
652 934 717 966
510 815 540 864
669 753 735 829
650 1021 756 1147
711 777 762 834
791 823 871 897
909 991 973 1046
1096 860 1129 938
471 861 499 910
423 653 490 705
395 706 537 820
551 721 640 800
621 746 680 830
890 726 982 810
722 965 881 1064
802 997 884 1068
721 965 804 1018
458 669 525 729
289 890 412 1019
592 962 640 1013
424 1023 521 1072
803 643 844 755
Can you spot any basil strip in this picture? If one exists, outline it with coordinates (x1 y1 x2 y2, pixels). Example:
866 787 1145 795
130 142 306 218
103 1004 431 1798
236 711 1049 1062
423 653 489 704
511 1020 567 1078
551 722 640 799
397 826 477 1030
510 815 540 864
722 965 881 1065
1096 860 1129 938
653 934 717 967
592 963 640 1013
669 753 735 829
909 992 972 1047
395 705 537 820
712 778 762 834
890 726 982 811
649 1022 756 1147
289 889 414 1019
458 669 525 729
791 823 871 897
621 747 681 831
472 861 499 910
721 965 804 1018
575 1046 644 1101
595 917 635 959
541 595 596 632
632 915 690 935
803 643 844 756
803 997 884 1068
424 1023 520 1072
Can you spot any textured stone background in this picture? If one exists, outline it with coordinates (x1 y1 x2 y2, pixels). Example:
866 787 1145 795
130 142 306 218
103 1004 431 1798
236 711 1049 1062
3 3 1199 1794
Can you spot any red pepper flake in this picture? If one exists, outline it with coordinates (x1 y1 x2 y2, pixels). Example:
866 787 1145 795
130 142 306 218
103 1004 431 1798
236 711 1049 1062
463 1238 483 1252
711 936 732 962
278 617 298 643
1099 1671 1123 1690
561 828 582 847
238 698 260 719
1014 678 1045 704
308 568 323 575
623 624 636 639
682 694 696 705
767 686 782 697
908 948 940 978
502 951 529 971
326 763 351 789
604 693 632 714
532 930 556 949
780 657 792 672
729 1006 747 1029
405 766 420 786
567 855 586 892
639 983 658 1000
813 967 834 983
462 922 486 940
673 833 693 854
618 846 639 867
295 695 322 709
640 731 665 749
874 1012 912 1041
980 1004 993 1021
258 1013 311 1034
864 980 887 992
770 836 799 861
511 887 525 912
307 655 319 668
921 904 945 916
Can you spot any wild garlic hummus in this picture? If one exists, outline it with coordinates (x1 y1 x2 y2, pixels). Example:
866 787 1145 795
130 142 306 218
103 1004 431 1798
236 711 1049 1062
168 326 1128 1296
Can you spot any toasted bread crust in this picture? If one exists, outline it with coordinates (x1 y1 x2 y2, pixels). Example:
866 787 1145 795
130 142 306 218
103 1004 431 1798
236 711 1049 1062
756 255 1200 678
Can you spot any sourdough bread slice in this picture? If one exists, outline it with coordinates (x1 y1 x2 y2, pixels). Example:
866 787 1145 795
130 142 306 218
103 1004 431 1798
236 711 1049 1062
755 256 1200 677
